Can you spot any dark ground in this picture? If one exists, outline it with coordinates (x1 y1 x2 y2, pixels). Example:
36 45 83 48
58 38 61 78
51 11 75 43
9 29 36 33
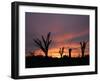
25 55 89 68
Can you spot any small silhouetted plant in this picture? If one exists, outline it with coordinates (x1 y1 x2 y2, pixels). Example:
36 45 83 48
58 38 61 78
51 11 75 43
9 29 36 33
80 41 87 57
59 47 64 58
78 53 81 58
68 48 72 58
29 51 35 56
33 32 52 57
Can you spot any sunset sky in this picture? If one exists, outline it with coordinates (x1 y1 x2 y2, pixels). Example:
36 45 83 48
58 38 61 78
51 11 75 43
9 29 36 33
25 12 89 58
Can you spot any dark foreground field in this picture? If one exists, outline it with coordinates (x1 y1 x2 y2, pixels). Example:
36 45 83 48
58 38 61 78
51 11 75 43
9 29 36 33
25 55 89 68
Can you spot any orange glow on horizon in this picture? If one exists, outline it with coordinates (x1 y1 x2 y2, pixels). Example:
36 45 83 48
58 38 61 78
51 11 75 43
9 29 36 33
29 46 89 58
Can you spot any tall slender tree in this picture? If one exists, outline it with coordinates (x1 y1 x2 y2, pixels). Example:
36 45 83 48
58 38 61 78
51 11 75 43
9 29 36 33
59 47 64 58
68 48 72 58
33 32 52 57
80 41 87 57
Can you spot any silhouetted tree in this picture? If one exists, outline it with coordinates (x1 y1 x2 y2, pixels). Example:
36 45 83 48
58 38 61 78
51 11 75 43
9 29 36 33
59 47 64 58
68 48 72 58
80 41 87 57
33 32 52 57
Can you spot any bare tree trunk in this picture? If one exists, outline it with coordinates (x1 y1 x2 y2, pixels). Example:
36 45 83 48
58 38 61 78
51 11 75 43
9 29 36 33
80 41 87 57
82 49 85 57
45 51 48 58
69 48 72 58
59 47 64 58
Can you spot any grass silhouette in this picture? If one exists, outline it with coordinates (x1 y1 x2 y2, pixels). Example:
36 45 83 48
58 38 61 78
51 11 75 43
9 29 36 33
26 55 89 68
